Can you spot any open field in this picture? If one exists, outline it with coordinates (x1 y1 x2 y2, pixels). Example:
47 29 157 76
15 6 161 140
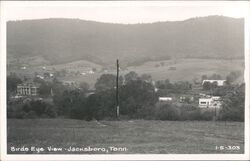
128 58 244 82
8 58 244 89
7 119 244 154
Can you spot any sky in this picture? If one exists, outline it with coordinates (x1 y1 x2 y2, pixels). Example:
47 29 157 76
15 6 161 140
3 1 249 24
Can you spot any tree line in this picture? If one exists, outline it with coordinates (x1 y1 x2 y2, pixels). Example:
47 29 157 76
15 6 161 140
7 71 244 121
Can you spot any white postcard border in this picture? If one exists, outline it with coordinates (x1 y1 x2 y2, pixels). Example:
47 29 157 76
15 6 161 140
1 1 249 161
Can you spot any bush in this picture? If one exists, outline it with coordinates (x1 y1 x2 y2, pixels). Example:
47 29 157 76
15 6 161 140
154 103 181 120
179 105 196 120
24 111 38 119
7 103 25 118
136 105 155 120
7 74 22 92
177 104 217 121
219 84 245 121
200 111 215 121
7 100 57 119
188 110 201 120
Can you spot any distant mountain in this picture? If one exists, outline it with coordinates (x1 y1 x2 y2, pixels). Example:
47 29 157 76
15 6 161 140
7 16 244 66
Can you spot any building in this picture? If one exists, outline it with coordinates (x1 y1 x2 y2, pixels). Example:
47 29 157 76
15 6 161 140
180 96 194 103
36 75 44 79
202 80 226 86
199 96 222 108
17 83 39 96
88 70 95 74
62 80 77 86
159 97 172 102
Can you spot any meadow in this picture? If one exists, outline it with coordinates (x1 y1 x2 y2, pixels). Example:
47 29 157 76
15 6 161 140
7 119 244 154
8 58 244 88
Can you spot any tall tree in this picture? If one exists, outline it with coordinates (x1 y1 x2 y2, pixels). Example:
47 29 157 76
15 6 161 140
219 84 245 121
7 74 22 92
79 82 90 92
140 74 152 83
226 71 241 85
124 71 138 83
95 74 116 91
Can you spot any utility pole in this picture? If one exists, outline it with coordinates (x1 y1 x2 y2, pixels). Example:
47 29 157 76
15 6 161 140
116 59 120 119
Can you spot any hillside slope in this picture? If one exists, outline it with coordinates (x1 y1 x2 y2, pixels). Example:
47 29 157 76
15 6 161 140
7 16 244 66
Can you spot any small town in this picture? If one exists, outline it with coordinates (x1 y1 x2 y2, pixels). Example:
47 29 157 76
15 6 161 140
7 64 244 122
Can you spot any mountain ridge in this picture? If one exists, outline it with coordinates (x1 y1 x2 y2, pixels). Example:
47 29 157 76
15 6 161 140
7 15 244 66
7 15 242 25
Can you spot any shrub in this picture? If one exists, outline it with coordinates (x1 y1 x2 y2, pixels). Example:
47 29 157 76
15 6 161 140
219 84 245 121
154 103 181 120
24 111 38 119
200 111 215 121
184 109 202 120
7 100 57 119
136 105 155 120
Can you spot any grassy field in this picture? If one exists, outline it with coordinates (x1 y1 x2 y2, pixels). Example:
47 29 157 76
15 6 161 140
128 58 244 82
8 58 244 89
7 119 244 154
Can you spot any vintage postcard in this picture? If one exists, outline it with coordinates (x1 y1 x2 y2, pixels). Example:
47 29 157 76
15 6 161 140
0 1 249 160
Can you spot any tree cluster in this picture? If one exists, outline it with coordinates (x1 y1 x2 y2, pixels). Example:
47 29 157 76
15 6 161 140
155 79 192 95
8 100 57 119
219 84 245 121
7 71 245 121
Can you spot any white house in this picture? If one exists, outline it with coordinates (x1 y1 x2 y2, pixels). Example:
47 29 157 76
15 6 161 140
62 80 77 86
36 75 44 79
159 97 172 102
202 80 226 86
199 96 222 108
88 70 94 74
17 83 39 96
81 72 86 76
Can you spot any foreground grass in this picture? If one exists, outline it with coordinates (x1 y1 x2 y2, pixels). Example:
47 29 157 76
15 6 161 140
7 119 244 154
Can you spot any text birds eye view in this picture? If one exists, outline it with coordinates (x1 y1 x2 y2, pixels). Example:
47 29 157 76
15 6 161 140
7 15 245 154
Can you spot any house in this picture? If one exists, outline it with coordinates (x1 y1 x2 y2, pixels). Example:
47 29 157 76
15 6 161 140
199 96 222 108
86 91 95 97
62 80 78 87
159 97 172 102
36 75 44 79
88 70 95 74
81 72 86 76
17 83 39 96
43 72 52 79
180 96 194 103
202 80 226 86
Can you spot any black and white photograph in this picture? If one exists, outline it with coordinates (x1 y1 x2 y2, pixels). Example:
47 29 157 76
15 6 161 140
0 1 249 160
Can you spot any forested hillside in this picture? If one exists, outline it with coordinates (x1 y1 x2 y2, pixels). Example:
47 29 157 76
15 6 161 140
7 16 244 66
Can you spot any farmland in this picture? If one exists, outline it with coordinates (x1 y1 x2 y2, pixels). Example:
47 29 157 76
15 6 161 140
7 119 244 154
7 58 244 89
